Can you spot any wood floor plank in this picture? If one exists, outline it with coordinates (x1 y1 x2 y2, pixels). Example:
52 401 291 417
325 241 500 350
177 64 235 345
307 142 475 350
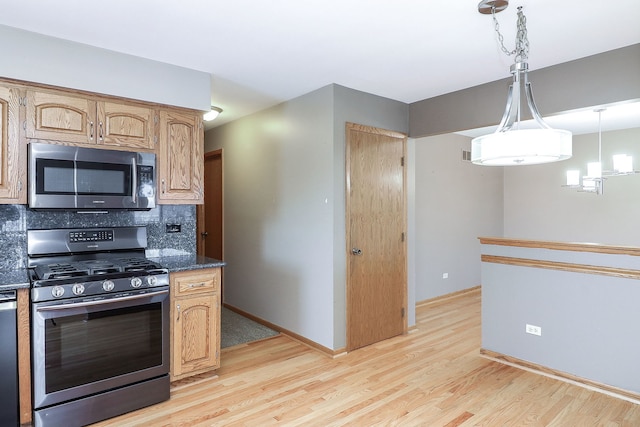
92 288 640 426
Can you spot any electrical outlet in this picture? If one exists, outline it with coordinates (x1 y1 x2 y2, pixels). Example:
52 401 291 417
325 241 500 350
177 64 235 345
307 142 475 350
442 273 449 279
165 223 181 233
525 324 542 336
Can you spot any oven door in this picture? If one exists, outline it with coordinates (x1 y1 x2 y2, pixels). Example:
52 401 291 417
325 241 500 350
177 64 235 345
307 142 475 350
32 288 169 409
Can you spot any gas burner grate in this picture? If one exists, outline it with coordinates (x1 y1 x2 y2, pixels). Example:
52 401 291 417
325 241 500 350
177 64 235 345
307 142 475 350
116 257 163 272
31 257 164 282
35 263 91 280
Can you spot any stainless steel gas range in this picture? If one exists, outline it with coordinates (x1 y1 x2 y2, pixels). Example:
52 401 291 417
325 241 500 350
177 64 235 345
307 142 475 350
27 226 170 427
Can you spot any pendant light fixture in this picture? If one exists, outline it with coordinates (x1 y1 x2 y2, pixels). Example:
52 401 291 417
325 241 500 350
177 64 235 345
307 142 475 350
471 1 572 166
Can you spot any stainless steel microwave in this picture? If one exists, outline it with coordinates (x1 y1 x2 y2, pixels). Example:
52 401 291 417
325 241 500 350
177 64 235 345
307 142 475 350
28 142 156 210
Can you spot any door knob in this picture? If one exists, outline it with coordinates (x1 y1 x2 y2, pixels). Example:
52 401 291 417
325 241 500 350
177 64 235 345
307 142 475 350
201 231 209 238
351 247 362 255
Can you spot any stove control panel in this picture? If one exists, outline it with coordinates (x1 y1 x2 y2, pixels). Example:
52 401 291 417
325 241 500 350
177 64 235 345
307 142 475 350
69 230 114 243
31 271 170 302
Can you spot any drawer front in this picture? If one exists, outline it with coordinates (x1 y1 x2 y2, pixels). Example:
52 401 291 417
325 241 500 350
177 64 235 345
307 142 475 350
172 269 219 297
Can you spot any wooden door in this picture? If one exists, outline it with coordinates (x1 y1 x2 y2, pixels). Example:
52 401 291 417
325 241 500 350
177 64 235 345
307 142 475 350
346 122 407 351
202 151 223 260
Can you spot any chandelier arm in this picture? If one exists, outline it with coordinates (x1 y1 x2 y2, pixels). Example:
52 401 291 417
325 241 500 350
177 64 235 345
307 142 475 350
524 79 552 130
495 83 515 132
501 73 521 132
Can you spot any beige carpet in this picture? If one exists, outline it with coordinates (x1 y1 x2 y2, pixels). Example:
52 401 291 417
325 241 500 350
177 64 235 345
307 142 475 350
221 307 279 348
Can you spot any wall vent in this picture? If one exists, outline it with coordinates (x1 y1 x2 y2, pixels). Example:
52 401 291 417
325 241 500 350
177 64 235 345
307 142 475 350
462 150 472 162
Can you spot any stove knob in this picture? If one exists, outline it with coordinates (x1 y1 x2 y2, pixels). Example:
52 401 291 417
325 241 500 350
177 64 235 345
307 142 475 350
72 284 85 295
102 280 115 292
51 286 65 298
146 275 158 287
130 277 143 288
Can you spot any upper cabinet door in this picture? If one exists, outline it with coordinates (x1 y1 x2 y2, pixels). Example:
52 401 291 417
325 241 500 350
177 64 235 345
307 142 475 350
25 90 96 144
99 101 156 150
158 109 204 204
0 84 25 203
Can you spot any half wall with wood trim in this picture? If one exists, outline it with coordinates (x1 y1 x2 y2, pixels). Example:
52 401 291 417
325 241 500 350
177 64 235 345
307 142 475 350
479 237 640 399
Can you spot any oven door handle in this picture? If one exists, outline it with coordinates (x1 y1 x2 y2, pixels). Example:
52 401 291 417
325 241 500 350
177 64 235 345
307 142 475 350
35 290 169 311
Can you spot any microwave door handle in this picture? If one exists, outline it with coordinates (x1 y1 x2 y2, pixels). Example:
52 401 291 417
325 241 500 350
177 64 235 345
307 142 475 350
131 157 137 204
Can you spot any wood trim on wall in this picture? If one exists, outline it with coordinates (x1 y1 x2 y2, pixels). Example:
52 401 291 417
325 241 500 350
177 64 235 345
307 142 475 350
480 348 640 405
479 237 640 257
481 255 640 280
416 286 481 308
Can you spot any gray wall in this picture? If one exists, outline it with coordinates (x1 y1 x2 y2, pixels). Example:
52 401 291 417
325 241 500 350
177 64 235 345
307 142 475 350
0 25 210 111
204 84 408 350
414 133 503 301
410 44 640 137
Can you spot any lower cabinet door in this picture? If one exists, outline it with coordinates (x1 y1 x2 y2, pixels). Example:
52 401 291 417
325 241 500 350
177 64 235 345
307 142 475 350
171 293 220 380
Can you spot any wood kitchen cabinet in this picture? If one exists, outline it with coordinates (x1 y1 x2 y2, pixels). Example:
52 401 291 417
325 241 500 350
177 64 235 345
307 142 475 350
0 83 26 204
25 89 156 150
170 268 220 381
158 108 204 204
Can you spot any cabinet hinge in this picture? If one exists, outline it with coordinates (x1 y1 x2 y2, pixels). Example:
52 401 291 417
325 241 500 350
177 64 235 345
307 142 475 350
401 156 404 167
401 232 405 242
401 307 405 318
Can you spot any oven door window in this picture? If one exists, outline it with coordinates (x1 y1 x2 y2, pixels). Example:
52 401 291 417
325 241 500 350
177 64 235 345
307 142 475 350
36 159 131 196
44 301 163 394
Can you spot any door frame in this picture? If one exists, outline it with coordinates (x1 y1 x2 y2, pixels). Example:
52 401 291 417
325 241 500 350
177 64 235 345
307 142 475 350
345 122 408 351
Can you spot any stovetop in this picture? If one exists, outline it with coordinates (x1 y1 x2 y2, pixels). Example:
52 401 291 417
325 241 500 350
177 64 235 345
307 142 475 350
27 226 170 302
33 257 164 281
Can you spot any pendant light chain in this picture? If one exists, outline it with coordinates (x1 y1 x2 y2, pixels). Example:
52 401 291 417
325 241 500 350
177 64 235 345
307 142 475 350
491 6 529 63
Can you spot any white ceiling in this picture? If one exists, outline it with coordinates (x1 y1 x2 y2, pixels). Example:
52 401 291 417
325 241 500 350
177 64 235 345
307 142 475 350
1 0 639 130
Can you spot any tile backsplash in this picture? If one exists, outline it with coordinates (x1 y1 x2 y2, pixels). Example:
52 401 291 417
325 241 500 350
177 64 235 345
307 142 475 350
0 204 196 271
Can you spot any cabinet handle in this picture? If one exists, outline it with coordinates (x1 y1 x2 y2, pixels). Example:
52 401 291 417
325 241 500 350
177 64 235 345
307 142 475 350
162 179 166 194
99 121 104 140
18 180 22 193
90 121 94 140
176 304 181 321
189 282 206 288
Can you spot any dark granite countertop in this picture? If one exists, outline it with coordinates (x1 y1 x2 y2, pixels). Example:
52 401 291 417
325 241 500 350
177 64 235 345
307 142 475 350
0 269 30 291
149 254 226 272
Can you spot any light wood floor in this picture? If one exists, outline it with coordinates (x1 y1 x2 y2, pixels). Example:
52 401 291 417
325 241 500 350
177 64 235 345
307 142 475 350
93 288 640 426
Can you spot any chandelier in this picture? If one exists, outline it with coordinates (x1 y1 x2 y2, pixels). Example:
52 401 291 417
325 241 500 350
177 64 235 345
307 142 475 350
471 1 573 166
564 108 638 195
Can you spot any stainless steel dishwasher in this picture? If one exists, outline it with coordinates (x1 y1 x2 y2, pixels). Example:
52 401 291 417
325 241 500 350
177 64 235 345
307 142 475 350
0 290 18 426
